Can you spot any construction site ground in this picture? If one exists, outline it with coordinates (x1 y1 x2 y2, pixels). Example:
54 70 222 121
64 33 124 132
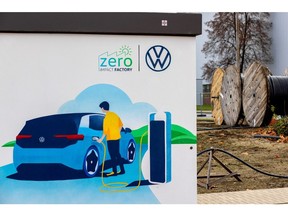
197 117 288 196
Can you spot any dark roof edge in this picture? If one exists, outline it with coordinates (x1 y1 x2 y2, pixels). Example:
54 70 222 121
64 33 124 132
0 12 202 37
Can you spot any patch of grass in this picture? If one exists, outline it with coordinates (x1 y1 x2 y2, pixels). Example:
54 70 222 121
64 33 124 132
197 104 212 111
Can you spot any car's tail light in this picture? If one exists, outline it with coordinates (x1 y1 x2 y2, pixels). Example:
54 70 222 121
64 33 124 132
16 135 32 140
54 134 84 140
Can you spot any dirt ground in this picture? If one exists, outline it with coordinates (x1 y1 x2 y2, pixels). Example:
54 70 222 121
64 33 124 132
197 117 288 194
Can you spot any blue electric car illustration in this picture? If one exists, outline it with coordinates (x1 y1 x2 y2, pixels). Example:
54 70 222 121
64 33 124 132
13 113 136 177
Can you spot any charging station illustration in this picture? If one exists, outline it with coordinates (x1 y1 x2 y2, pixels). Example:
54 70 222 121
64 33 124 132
148 112 171 183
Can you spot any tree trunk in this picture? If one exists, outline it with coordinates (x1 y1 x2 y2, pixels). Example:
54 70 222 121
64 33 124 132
235 13 241 74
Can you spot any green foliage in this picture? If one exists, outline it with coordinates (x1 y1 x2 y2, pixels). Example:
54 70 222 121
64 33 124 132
2 141 15 147
131 125 148 144
273 116 288 136
131 124 197 145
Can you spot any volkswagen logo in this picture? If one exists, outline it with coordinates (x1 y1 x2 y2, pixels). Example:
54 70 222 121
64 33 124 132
145 45 171 72
39 136 45 143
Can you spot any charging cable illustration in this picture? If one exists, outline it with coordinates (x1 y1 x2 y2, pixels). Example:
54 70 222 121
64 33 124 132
94 131 147 193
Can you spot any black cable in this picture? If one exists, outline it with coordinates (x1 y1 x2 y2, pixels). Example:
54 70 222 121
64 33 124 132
268 76 288 115
270 76 288 98
197 147 288 178
197 125 258 131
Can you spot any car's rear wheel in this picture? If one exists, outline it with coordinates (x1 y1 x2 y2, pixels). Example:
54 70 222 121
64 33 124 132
83 146 99 177
126 140 136 163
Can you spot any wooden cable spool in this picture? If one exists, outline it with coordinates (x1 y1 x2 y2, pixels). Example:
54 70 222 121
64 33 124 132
220 65 242 126
210 68 224 125
242 61 272 127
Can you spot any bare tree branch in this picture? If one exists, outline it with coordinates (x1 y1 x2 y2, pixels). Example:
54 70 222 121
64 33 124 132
201 12 273 80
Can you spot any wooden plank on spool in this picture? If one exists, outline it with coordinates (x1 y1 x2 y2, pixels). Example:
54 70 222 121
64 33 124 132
220 65 242 126
242 61 271 127
211 68 224 125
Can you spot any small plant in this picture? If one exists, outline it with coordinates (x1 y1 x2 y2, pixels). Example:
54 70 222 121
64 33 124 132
273 116 288 136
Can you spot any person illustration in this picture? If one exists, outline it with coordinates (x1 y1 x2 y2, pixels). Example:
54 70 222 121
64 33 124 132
97 101 125 176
